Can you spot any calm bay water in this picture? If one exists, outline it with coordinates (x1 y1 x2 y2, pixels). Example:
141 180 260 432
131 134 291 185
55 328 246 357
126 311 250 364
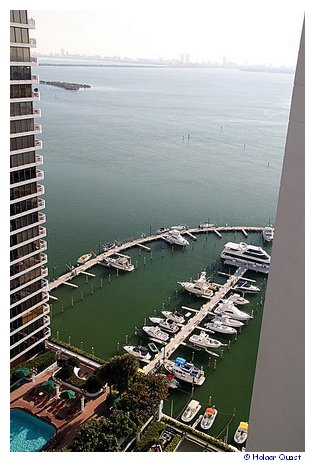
37 63 293 443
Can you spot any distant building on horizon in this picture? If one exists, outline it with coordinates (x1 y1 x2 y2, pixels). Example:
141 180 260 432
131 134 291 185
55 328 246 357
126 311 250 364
10 10 50 366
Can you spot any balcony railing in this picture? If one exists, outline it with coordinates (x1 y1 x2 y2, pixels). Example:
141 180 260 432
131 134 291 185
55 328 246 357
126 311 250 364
34 108 41 117
29 38 36 47
10 198 45 220
10 294 50 324
10 183 45 205
28 18 35 28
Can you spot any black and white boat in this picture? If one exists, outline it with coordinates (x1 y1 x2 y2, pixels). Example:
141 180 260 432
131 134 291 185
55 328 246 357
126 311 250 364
178 272 215 299
233 279 260 293
214 301 252 321
143 326 169 342
164 229 189 246
262 227 274 242
227 293 250 305
161 311 185 324
189 331 226 349
234 422 248 445
181 400 201 422
204 321 237 335
104 255 134 272
148 317 180 333
200 407 218 430
123 345 151 361
210 315 244 328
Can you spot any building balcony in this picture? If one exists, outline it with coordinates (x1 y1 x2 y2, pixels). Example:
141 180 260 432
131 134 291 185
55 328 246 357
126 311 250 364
10 169 45 189
10 17 35 29
10 267 49 295
10 124 42 139
10 297 49 325
10 319 51 352
10 90 40 103
10 278 49 309
10 226 47 252
10 198 45 220
10 153 43 171
10 75 39 85
10 331 49 364
10 143 42 157
10 56 38 67
10 239 47 267
10 108 41 121
10 309 50 338
10 253 48 281
10 184 45 205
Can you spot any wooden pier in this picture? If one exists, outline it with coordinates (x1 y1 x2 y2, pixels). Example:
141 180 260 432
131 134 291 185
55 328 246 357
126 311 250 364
48 225 266 292
142 266 247 374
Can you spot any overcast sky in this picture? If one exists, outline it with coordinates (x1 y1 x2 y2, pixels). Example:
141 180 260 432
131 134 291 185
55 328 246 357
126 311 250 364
25 0 305 66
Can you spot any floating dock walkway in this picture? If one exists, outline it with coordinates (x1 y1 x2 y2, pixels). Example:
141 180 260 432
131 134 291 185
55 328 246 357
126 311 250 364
48 225 266 292
142 266 247 375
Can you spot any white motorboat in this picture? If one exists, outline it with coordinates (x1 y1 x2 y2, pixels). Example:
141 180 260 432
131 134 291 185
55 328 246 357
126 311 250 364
164 357 206 385
234 421 248 445
189 331 226 349
164 229 189 246
102 242 117 251
214 301 252 321
233 280 260 293
262 226 274 242
200 407 218 430
204 321 237 335
221 242 271 266
178 272 215 299
77 253 92 265
170 224 188 231
123 345 151 361
143 326 169 342
198 222 215 229
161 311 185 324
155 227 170 235
148 317 180 333
210 315 244 328
181 400 201 422
104 255 134 272
227 293 250 305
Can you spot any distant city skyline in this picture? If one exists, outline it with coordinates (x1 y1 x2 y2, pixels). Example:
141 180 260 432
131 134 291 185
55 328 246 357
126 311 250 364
28 0 305 68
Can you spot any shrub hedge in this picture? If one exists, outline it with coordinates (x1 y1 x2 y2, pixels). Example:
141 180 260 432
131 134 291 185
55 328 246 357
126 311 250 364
135 421 166 452
50 338 106 365
10 350 56 382
164 434 181 452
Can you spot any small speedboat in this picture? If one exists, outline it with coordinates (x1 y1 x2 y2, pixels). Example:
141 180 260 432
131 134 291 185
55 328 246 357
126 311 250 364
148 342 159 353
123 345 151 361
164 230 189 246
102 242 117 251
262 227 274 242
143 326 169 342
160 373 180 389
181 400 201 422
233 280 260 293
161 311 185 324
200 407 218 430
155 227 169 235
170 224 188 231
77 253 92 265
204 321 237 335
234 421 248 445
149 317 164 324
189 331 226 349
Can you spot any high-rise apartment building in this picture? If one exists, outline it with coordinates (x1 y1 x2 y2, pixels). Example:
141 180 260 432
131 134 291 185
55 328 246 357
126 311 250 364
10 10 50 366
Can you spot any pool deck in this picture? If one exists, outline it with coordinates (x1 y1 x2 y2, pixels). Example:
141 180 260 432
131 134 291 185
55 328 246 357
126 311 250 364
10 371 109 450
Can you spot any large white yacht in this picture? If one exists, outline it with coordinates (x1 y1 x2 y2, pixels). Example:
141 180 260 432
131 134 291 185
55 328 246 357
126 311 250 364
221 242 271 266
178 272 216 299
148 317 179 333
164 229 189 246
143 326 169 342
123 345 151 361
210 315 244 328
189 331 226 349
104 255 134 272
214 301 252 321
262 227 274 242
164 357 206 385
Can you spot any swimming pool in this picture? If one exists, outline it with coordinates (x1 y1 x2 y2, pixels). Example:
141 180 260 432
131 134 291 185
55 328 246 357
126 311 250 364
10 409 56 452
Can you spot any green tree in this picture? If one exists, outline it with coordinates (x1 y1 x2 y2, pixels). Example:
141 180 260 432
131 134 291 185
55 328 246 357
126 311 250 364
72 418 108 452
108 409 137 439
97 354 139 393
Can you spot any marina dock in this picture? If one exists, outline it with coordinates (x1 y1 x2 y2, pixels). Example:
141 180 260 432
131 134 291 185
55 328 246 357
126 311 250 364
142 266 247 374
48 225 266 292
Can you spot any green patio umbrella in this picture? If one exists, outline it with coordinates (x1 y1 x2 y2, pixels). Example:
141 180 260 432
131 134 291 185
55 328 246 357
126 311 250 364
13 367 31 379
41 380 56 392
60 389 76 400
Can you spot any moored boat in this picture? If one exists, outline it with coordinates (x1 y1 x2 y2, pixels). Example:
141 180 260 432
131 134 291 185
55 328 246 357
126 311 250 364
262 226 274 242
210 315 244 328
148 342 159 353
200 407 218 430
227 293 250 305
77 253 92 265
161 311 185 324
189 331 226 349
104 255 134 272
164 357 205 385
214 301 252 321
233 279 260 293
181 399 201 422
143 326 169 342
164 229 189 246
149 317 180 333
204 321 237 335
123 345 151 361
234 421 248 445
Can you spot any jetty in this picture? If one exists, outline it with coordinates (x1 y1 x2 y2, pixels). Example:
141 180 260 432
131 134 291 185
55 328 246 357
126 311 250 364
48 225 266 292
142 266 247 374
39 80 91 91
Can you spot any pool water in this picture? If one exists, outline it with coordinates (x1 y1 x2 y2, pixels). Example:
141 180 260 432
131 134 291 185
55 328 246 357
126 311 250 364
10 409 56 452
